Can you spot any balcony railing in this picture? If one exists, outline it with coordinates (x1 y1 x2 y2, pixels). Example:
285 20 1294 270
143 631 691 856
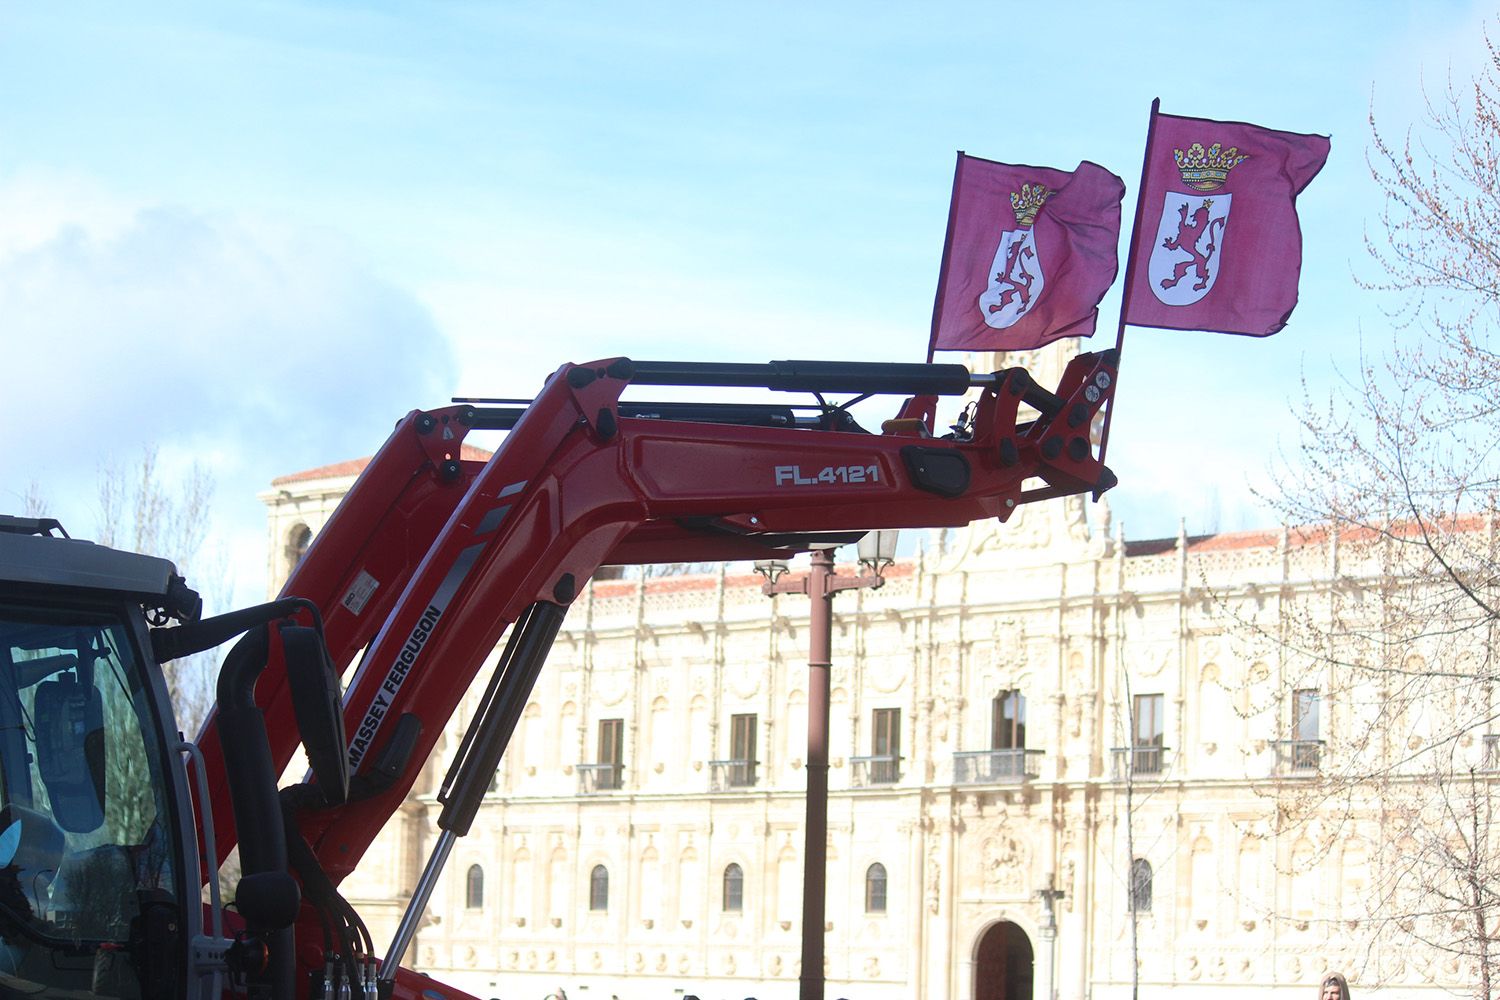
850 754 902 787
953 748 1043 784
577 763 623 794
1110 746 1171 780
708 758 759 790
1272 739 1324 775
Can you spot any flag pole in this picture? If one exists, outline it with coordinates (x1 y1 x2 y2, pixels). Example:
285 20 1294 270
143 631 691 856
1095 98 1160 484
925 151 965 363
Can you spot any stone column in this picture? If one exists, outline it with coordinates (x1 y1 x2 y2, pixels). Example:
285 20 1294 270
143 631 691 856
1036 924 1057 1000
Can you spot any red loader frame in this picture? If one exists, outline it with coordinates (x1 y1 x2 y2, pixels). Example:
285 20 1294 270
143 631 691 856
194 351 1118 1000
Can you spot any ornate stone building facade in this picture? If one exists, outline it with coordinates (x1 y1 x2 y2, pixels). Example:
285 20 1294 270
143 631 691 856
262 370 1483 1000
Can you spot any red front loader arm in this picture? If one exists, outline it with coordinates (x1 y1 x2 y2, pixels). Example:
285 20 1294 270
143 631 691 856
304 349 1116 866
194 351 1117 998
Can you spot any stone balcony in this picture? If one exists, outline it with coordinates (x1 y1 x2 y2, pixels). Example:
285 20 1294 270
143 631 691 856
952 748 1043 784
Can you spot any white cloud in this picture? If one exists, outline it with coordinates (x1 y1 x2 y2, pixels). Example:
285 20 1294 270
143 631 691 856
0 180 454 607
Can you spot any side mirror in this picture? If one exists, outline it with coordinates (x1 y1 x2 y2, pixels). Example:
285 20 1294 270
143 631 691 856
32 675 105 832
281 624 349 806
234 871 301 931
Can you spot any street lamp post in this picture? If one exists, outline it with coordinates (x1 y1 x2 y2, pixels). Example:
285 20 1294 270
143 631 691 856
755 530 897 1000
1037 873 1066 1000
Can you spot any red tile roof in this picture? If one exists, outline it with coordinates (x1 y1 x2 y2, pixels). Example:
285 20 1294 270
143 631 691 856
272 444 493 486
1124 513 1493 558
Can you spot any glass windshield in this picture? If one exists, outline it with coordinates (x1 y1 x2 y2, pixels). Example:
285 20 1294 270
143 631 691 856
0 602 180 999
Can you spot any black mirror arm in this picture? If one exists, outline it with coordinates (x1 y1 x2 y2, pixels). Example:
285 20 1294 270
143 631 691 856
151 598 325 663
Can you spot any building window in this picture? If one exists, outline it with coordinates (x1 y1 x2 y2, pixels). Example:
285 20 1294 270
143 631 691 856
589 865 609 911
465 864 484 909
1287 688 1322 771
730 713 758 787
1132 693 1165 774
865 863 888 913
1294 689 1319 740
871 707 901 783
992 690 1026 750
597 718 624 790
723 863 744 912
1129 858 1153 913
285 523 312 573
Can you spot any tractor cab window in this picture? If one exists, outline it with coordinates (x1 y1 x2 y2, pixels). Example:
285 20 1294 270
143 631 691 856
0 604 181 998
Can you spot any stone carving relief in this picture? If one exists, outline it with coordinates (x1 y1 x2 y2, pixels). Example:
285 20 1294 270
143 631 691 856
593 669 631 707
868 655 907 695
982 502 1051 551
727 664 761 700
931 701 951 745
936 659 959 700
1132 642 1172 678
991 619 1025 661
926 839 941 914
1067 649 1086 688
981 822 1031 896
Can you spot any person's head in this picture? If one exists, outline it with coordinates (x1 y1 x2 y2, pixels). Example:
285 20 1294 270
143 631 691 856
1320 972 1350 1000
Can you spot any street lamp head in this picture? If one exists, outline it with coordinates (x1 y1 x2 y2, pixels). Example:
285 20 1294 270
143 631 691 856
856 529 899 577
753 559 790 585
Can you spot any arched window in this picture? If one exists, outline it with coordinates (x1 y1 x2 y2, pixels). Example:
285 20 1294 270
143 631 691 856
589 865 609 911
865 863 887 913
992 690 1026 749
287 523 312 569
465 864 484 909
1129 858 1153 913
722 863 744 912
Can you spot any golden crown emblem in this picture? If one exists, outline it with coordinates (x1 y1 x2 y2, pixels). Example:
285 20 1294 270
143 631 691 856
1172 142 1249 192
1010 183 1052 227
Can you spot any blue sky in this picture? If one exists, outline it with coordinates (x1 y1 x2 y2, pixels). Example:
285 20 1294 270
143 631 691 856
0 1 1488 609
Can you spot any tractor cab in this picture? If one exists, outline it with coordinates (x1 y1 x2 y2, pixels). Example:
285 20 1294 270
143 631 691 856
0 515 346 1000
0 516 200 999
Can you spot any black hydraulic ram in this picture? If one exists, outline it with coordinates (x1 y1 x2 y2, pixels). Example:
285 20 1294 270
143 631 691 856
377 600 567 989
623 358 974 395
466 400 816 432
463 357 1069 432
